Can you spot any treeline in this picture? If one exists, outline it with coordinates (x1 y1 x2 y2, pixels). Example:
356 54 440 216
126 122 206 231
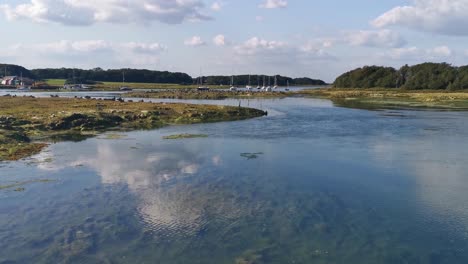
0 64 34 78
334 63 468 90
199 75 327 86
31 68 193 84
1 63 327 86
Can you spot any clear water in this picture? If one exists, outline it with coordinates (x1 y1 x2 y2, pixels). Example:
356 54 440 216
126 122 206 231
1 97 468 263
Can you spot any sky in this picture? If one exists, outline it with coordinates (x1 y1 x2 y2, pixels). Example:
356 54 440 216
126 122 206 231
1 0 468 82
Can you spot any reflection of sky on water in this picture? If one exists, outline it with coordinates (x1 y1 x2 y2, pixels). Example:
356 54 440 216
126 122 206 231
4 98 468 262
369 132 468 235
32 137 246 237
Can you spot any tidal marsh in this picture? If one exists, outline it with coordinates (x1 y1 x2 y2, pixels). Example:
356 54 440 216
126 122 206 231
0 96 266 161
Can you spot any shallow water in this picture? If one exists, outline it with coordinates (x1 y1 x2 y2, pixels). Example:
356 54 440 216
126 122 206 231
1 97 468 263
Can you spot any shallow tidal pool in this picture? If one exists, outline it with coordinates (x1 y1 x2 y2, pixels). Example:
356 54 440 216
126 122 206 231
1 97 468 263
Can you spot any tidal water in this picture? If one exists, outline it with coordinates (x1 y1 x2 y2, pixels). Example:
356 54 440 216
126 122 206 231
1 97 468 263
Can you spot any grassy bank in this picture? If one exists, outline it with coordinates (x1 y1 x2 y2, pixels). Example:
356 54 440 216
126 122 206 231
302 88 468 110
0 96 266 161
126 89 292 100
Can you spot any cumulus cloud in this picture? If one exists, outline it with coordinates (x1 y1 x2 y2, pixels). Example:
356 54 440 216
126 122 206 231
234 37 287 55
211 1 223 11
300 40 336 60
259 0 288 9
184 36 206 46
383 45 453 60
15 40 166 55
1 40 167 68
0 0 212 26
372 0 468 35
229 36 337 73
213 34 228 46
346 29 406 48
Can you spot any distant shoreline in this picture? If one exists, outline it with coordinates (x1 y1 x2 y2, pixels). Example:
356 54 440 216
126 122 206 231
302 88 468 110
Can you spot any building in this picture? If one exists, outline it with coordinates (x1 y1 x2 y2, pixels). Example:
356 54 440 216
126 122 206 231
1 76 18 86
0 76 35 86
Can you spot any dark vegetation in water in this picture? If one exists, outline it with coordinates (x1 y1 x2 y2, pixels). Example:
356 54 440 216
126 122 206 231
1 176 462 264
0 96 266 161
0 179 55 191
240 152 264 160
334 62 468 90
163 134 208 140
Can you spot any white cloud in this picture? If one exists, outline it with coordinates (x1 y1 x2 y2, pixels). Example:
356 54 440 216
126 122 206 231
346 29 406 48
259 0 288 9
383 45 453 60
255 16 264 22
213 34 228 46
18 40 166 55
234 37 287 55
300 40 336 59
372 0 468 36
210 1 223 11
1 40 167 68
0 0 212 26
184 36 206 46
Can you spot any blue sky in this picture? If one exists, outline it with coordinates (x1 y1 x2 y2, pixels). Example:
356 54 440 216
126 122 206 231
1 0 468 82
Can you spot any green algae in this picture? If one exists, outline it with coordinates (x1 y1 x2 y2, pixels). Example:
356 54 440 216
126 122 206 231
240 152 264 160
0 179 56 191
163 134 208 140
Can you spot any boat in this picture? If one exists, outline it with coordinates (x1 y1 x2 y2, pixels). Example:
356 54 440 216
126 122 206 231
197 69 209 90
261 76 266 90
266 76 271 90
273 75 278 89
16 72 31 91
120 71 132 91
256 76 261 89
230 75 236 91
285 80 290 91
246 74 252 90
16 85 31 91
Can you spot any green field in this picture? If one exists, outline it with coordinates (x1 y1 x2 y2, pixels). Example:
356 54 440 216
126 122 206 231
44 79 66 86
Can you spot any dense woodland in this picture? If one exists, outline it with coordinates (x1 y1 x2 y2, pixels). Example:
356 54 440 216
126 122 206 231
0 64 34 78
31 68 193 84
200 75 326 86
0 64 326 86
334 63 468 90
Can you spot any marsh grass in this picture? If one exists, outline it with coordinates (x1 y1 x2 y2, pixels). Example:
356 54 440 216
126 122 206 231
0 96 265 161
303 88 468 110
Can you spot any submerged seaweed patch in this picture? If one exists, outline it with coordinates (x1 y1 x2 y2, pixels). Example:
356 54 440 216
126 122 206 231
240 152 264 160
101 133 127 140
163 134 208 140
0 179 56 191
